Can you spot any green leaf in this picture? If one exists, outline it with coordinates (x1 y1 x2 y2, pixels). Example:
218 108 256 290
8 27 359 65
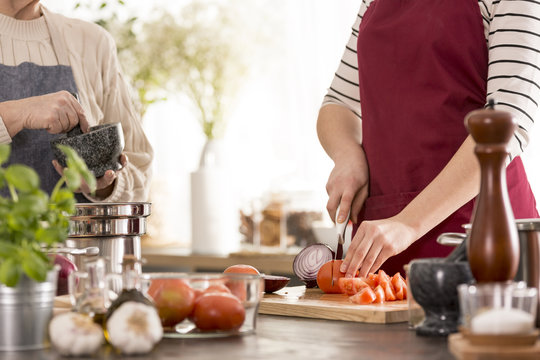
21 249 49 282
0 258 21 287
57 145 96 192
56 145 84 172
5 164 40 192
0 242 17 258
12 193 48 217
0 144 10 164
63 168 82 191
0 169 6 188
81 171 97 194
35 227 65 246
7 213 28 231
51 188 76 213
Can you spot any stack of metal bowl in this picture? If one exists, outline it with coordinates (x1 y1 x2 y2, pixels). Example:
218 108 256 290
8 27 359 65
64 202 151 274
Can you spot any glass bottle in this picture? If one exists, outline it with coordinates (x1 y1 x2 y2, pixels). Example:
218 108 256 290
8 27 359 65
68 257 108 325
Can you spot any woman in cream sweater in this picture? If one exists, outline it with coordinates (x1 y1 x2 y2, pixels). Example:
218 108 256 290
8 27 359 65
0 1 153 202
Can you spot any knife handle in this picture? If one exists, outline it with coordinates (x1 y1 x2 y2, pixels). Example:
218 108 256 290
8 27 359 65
335 204 350 238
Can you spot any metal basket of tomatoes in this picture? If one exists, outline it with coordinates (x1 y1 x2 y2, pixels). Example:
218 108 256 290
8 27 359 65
143 272 264 338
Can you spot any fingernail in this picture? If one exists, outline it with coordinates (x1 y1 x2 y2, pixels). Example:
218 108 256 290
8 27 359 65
340 264 347 272
337 216 344 223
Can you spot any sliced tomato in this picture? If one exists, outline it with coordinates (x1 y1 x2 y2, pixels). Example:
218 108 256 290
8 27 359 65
377 269 391 285
349 286 376 305
391 273 407 300
363 273 379 289
373 285 385 303
316 260 345 294
381 280 396 301
338 277 369 296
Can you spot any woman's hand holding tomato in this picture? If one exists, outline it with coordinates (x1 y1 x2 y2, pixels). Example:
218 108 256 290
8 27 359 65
340 216 417 278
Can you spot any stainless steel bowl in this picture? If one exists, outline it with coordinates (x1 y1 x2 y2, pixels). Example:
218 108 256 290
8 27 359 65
70 202 151 218
68 217 147 237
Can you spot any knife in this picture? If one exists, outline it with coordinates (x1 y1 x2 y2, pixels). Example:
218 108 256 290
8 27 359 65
331 204 350 286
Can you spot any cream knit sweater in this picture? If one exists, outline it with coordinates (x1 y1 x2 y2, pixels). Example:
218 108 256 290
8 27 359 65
0 5 153 202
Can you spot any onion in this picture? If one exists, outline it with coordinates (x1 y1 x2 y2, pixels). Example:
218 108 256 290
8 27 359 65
263 275 291 293
293 244 334 288
52 254 78 296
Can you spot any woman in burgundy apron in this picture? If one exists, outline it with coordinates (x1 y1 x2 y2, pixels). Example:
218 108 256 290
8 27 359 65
331 0 538 277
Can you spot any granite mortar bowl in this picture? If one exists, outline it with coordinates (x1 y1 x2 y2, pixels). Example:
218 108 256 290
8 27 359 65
50 123 124 178
408 258 474 337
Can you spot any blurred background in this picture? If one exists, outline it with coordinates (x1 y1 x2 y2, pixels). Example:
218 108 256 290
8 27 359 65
42 0 540 254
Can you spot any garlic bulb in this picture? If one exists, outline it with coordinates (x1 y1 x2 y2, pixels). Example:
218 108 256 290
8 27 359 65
49 312 104 356
106 301 163 355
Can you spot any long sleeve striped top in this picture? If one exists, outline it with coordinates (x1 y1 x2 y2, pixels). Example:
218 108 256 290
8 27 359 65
322 0 540 160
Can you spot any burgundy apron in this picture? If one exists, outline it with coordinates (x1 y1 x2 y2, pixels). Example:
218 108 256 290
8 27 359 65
354 0 539 276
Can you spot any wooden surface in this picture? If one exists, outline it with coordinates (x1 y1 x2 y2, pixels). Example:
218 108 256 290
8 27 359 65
10 315 453 360
448 333 540 360
142 245 297 275
259 286 409 323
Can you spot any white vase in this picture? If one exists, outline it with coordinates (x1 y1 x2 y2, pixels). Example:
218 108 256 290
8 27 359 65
190 139 239 255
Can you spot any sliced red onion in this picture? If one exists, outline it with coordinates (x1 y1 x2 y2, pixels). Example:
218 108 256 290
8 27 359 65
293 244 334 288
263 275 291 293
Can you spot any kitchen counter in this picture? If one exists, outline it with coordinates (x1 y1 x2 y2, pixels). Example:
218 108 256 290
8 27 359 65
142 245 298 275
6 315 453 360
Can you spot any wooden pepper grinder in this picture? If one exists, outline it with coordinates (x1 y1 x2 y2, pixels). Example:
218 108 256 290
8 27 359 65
465 99 520 283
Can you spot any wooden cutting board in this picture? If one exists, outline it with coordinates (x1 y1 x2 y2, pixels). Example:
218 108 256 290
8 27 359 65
259 286 412 324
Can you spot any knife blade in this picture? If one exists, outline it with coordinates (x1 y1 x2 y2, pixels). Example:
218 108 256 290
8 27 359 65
331 205 350 286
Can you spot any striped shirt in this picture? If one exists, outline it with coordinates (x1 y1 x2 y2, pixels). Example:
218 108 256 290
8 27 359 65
322 0 540 160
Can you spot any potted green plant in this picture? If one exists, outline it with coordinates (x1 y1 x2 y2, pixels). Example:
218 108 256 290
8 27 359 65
0 143 96 351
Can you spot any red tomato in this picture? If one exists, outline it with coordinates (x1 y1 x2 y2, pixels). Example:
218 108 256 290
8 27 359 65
349 286 376 305
147 278 196 328
363 273 379 289
373 285 385 303
391 273 407 300
377 269 391 285
224 264 260 275
192 292 246 331
204 283 232 295
338 277 369 296
381 280 396 301
316 260 345 294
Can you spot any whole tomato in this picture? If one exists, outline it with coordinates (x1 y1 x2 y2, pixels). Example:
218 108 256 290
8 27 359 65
192 292 246 331
316 260 345 294
147 278 196 328
223 264 260 274
223 264 259 301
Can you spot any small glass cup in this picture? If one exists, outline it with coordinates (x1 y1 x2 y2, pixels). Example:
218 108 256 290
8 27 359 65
458 281 538 335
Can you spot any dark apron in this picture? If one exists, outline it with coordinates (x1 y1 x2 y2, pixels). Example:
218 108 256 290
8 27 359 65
0 15 87 202
354 0 538 275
